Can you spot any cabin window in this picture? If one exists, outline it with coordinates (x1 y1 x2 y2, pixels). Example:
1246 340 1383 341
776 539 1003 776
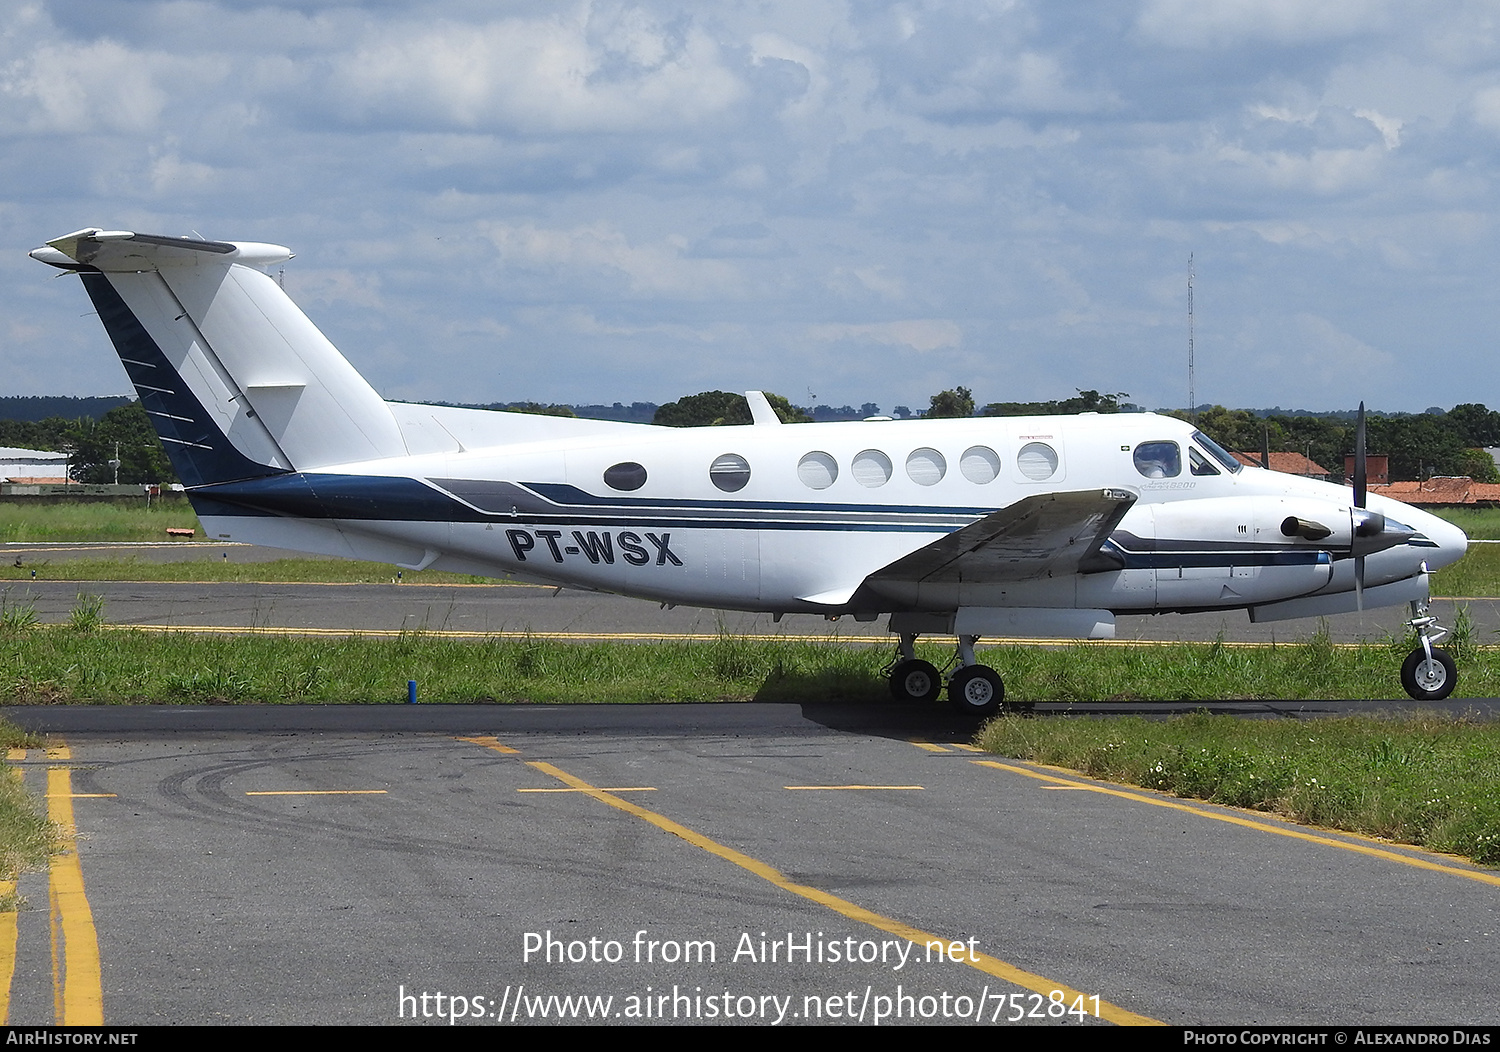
1017 441 1059 481
1133 441 1181 479
709 453 751 492
960 445 1000 484
1189 448 1220 476
906 447 946 486
798 451 838 489
603 461 647 491
852 449 892 487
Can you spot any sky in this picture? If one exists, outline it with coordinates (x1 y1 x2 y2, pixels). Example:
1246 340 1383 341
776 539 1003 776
3 0 1499 416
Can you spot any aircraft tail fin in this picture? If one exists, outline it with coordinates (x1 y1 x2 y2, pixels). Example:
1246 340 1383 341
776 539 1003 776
33 229 407 487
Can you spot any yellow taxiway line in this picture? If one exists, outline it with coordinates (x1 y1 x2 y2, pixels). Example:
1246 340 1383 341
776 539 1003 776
972 758 1500 889
464 736 1161 1026
45 743 103 1025
99 622 1490 649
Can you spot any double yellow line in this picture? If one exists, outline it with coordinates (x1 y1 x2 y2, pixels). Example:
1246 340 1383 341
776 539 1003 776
0 742 103 1025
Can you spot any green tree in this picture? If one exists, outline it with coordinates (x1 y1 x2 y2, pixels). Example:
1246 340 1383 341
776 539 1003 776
502 402 576 418
981 389 1129 417
654 391 809 426
1445 404 1500 447
926 386 974 419
68 403 176 484
0 416 82 451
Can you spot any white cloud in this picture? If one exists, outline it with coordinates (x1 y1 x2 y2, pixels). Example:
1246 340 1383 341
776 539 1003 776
483 221 739 297
328 13 743 133
0 40 184 133
1473 85 1500 133
1136 0 1390 48
808 320 962 353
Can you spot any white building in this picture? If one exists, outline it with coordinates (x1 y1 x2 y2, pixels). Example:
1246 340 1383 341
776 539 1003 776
0 446 69 483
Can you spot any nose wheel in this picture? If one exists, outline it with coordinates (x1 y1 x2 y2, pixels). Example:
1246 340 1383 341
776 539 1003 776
1401 599 1457 701
1401 648 1456 701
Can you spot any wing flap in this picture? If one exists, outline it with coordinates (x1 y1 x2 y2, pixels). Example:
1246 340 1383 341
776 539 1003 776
865 488 1137 589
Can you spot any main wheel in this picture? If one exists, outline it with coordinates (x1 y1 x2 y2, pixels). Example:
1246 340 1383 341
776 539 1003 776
1401 647 1457 701
947 664 1004 717
889 659 941 703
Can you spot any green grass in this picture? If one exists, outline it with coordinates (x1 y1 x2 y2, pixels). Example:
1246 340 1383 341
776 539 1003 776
0 498 202 543
1428 509 1500 597
1433 507 1500 541
0 556 506 586
1430 543 1500 597
978 710 1500 866
2 502 1498 597
0 719 59 908
0 623 1493 706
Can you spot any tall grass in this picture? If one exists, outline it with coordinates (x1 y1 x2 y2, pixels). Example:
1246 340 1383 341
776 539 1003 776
1 628 1495 706
0 498 202 543
979 710 1500 865
1433 507 1500 541
1430 543 1500 597
0 556 494 586
0 718 58 908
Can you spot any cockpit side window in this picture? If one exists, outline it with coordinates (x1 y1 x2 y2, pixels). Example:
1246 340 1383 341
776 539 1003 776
1189 447 1220 476
1133 440 1181 479
1191 430 1243 474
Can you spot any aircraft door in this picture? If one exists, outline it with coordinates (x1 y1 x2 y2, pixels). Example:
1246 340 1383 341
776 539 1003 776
699 528 761 605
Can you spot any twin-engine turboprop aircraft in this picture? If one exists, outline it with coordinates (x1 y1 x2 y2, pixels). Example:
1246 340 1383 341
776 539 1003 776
32 228 1469 713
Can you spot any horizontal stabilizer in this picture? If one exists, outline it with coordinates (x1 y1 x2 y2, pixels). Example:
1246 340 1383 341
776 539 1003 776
36 228 407 477
34 229 292 271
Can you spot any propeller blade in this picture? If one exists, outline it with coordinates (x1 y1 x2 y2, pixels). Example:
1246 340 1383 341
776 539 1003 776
1352 401 1368 610
1353 401 1367 509
1355 554 1364 612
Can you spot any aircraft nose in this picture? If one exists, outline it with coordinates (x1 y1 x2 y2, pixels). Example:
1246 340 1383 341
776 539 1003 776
1413 509 1468 571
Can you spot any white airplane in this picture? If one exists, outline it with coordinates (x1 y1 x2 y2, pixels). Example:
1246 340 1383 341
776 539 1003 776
32 228 1470 714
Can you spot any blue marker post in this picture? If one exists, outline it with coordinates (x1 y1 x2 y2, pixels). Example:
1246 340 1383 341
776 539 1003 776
407 679 418 704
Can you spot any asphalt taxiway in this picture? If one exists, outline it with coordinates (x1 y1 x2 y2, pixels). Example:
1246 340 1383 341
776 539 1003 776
0 545 1493 1025
0 703 1495 1026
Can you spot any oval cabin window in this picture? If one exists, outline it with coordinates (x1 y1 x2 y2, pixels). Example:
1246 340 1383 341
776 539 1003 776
905 447 946 486
798 451 838 490
603 462 648 491
960 445 1000 484
709 453 751 492
1016 442 1059 481
852 449 893 488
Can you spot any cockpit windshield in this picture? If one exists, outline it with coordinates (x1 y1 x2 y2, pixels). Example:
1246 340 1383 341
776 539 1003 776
1191 430 1242 474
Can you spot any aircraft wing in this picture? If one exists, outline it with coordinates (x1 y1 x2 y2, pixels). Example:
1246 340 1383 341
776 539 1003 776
864 487 1137 588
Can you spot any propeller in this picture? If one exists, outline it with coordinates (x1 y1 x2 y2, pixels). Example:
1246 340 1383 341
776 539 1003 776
1353 402 1366 610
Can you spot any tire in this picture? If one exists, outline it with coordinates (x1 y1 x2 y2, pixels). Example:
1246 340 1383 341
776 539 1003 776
947 664 1004 718
1401 647 1457 701
889 659 941 703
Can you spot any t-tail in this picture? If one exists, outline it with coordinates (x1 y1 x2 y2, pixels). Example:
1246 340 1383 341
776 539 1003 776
30 229 408 488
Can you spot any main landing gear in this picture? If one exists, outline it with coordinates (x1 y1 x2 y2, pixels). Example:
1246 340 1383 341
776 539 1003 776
885 632 1024 718
1401 599 1457 701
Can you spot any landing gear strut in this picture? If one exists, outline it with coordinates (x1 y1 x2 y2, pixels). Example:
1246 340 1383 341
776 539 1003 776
884 632 1014 717
1401 599 1456 701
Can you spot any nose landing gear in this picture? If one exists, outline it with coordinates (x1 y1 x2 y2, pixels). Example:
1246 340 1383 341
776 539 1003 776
1401 599 1456 701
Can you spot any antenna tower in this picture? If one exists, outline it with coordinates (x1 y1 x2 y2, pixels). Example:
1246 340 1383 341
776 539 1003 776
1187 253 1195 423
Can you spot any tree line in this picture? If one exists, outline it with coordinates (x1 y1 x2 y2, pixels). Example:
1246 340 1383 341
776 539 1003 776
5 392 1498 485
